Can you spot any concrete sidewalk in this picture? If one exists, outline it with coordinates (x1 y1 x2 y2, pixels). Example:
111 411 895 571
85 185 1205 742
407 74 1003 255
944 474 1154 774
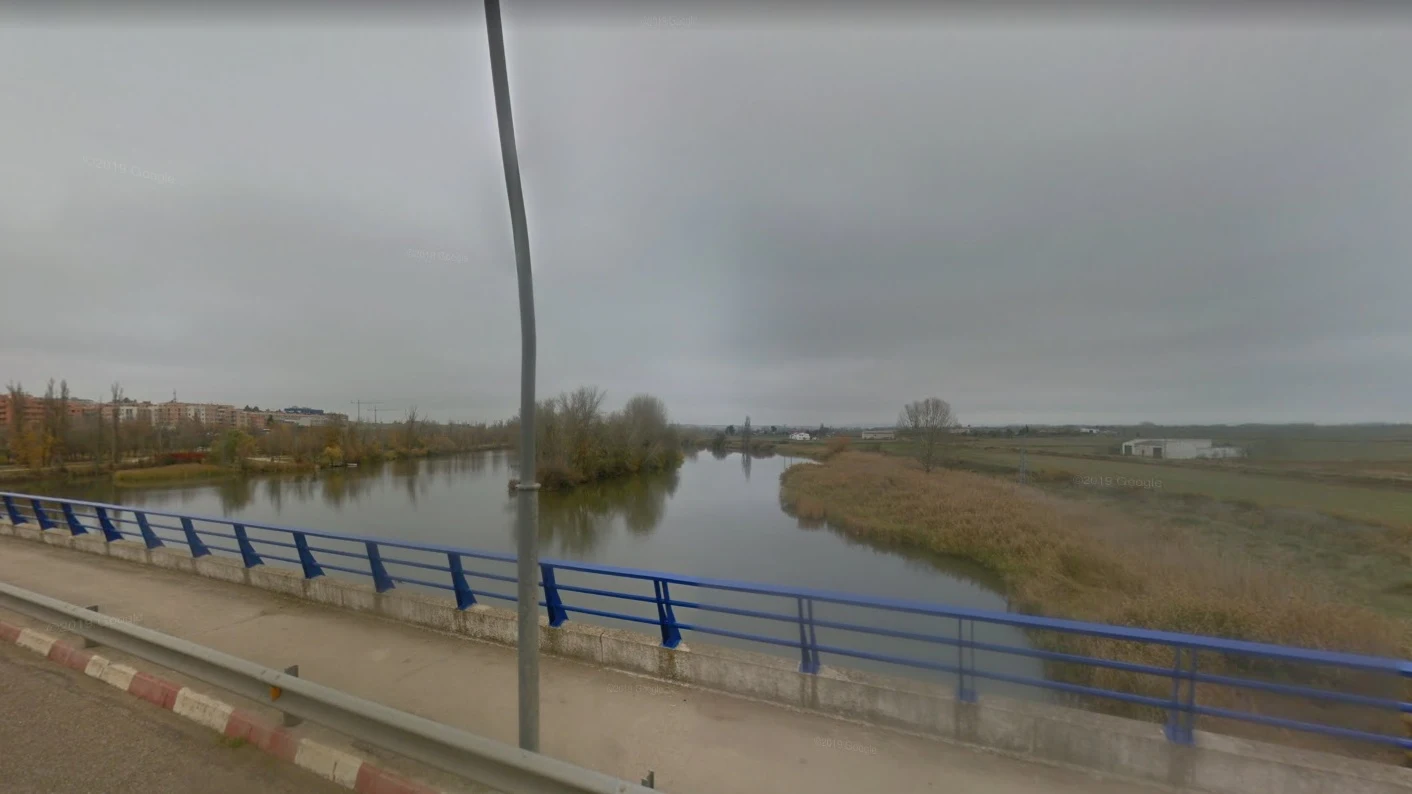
0 536 1163 794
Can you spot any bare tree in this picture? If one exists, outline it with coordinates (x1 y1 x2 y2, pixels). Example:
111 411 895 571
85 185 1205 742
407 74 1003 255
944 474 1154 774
4 382 26 464
5 382 25 442
41 379 59 466
403 406 420 449
57 379 71 464
110 382 124 464
898 397 958 473
561 386 606 462
742 416 752 453
93 392 105 466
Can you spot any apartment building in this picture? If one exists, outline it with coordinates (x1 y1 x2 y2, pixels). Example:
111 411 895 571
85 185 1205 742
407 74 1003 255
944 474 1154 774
236 409 274 431
100 401 156 424
5 390 335 433
236 409 344 430
0 393 96 427
105 401 242 429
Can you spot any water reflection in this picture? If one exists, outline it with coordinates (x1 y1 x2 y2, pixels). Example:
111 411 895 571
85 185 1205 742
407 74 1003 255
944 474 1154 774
321 469 369 509
264 477 284 513
514 468 680 555
217 476 258 514
22 450 1042 695
390 459 429 508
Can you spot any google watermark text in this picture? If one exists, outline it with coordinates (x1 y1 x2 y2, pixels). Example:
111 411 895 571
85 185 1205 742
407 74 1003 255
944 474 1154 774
1071 475 1162 490
83 157 175 185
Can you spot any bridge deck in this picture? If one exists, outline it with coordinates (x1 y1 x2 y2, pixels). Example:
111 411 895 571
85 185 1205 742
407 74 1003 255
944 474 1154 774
0 535 1165 794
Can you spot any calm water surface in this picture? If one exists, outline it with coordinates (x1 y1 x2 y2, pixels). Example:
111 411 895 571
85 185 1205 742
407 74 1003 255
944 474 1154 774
28 450 1044 694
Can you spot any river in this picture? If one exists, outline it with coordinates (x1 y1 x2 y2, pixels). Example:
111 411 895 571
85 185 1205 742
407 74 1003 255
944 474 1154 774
21 449 1043 695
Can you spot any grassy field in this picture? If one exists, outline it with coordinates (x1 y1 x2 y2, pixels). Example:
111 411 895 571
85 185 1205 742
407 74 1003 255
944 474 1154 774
780 450 1408 756
780 451 1403 653
710 436 826 459
841 430 1412 620
112 463 236 486
857 436 1412 530
1089 489 1412 621
976 447 1409 527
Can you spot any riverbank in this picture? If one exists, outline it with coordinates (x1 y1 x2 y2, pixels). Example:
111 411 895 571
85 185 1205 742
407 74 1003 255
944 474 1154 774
1 446 512 489
706 437 826 459
865 436 1412 621
112 463 238 486
0 463 102 484
779 451 1407 751
112 460 325 486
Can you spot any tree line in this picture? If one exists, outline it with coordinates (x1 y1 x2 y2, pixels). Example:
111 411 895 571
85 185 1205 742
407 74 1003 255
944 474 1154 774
1 379 686 491
0 379 518 471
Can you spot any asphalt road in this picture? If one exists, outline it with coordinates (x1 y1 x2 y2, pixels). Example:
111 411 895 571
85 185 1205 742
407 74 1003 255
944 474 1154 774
0 640 345 794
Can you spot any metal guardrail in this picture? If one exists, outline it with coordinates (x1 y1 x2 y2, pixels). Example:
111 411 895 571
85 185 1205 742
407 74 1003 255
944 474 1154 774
0 579 653 794
3 490 1411 751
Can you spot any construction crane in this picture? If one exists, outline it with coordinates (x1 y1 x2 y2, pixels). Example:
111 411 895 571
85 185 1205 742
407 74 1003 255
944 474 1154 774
345 398 381 423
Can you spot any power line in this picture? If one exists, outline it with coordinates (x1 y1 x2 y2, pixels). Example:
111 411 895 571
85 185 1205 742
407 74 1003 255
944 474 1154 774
349 399 385 423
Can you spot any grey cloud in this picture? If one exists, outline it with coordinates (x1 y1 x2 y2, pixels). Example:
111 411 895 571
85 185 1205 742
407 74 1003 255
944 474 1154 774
2 13 1410 426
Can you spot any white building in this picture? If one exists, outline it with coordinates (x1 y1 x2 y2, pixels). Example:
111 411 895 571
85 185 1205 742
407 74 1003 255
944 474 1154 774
1121 439 1244 460
860 429 896 441
789 432 812 441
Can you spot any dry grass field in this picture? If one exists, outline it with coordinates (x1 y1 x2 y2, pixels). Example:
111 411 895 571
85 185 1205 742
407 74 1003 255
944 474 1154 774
780 450 1408 757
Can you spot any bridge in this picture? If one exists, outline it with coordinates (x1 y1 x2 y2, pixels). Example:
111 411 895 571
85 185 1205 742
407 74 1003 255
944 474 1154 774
1 490 1409 794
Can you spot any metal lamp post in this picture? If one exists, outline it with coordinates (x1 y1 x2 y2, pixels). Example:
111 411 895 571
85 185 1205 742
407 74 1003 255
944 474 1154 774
483 0 540 752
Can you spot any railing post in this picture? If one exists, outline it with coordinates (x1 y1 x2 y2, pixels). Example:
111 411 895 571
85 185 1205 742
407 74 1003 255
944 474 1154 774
294 533 323 579
62 503 87 535
233 524 263 568
807 599 820 673
30 499 56 530
448 553 477 610
94 507 123 542
653 579 680 648
60 500 86 531
540 564 568 627
180 517 210 558
1165 646 1194 744
365 542 394 592
956 618 977 702
795 597 819 673
1183 650 1199 742
4 495 26 524
134 512 163 549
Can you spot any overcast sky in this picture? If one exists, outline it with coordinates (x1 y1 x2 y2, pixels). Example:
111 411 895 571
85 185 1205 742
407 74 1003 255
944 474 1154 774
2 6 1410 426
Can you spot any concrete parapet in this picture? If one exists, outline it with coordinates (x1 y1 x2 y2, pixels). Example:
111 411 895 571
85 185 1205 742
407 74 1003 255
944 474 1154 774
107 540 150 564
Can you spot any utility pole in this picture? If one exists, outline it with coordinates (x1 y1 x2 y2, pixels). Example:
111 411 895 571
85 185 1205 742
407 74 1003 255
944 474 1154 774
484 0 541 753
350 399 384 424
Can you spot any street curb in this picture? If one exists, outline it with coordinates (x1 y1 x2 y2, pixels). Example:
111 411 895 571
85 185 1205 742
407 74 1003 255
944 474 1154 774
0 617 445 794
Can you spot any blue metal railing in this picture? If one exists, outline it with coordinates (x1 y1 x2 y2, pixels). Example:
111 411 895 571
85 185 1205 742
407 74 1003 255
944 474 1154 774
2 490 1408 752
